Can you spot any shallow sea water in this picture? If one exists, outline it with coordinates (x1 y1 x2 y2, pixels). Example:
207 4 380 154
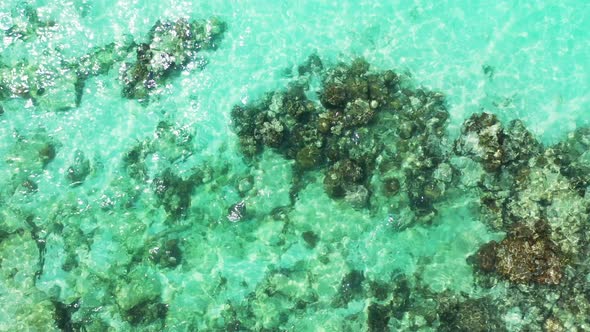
0 1 589 331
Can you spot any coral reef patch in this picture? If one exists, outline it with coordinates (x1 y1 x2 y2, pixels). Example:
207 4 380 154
120 17 226 102
0 6 226 110
227 55 590 330
231 56 451 225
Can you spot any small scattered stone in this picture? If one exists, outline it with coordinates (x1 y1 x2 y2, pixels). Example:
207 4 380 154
227 201 246 222
66 150 91 185
301 231 319 248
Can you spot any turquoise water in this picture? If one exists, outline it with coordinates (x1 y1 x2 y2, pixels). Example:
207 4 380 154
0 1 589 331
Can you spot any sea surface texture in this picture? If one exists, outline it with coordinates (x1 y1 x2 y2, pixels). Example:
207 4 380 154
1 1 589 331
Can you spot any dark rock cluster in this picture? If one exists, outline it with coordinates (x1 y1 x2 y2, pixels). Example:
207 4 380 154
2 4 590 328
120 18 226 101
454 112 542 175
1 37 134 110
452 111 590 329
367 276 507 331
1 11 226 110
124 299 168 327
231 56 450 217
209 269 510 331
456 112 588 286
152 168 202 218
121 120 202 218
437 296 506 332
147 238 182 268
552 127 590 196
472 221 563 285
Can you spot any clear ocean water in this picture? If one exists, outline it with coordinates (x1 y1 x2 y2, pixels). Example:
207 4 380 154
0 1 589 331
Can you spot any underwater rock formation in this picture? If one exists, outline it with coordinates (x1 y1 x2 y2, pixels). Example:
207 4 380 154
437 296 506 332
147 238 182 268
153 168 202 218
3 129 58 197
454 112 542 174
368 274 508 331
3 2 56 42
119 120 202 218
230 56 450 220
227 56 590 330
2 24 589 329
66 150 91 186
120 17 226 101
115 266 167 328
455 112 590 328
552 127 590 196
456 112 589 261
454 112 505 172
0 39 134 111
0 231 58 330
122 120 195 181
0 8 226 110
473 222 563 285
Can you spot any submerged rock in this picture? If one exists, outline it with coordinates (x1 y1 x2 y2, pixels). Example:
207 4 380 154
4 2 56 41
344 184 370 209
1 8 225 109
148 239 182 268
227 200 247 222
121 120 196 183
230 56 450 218
438 297 506 332
125 299 168 327
120 17 226 102
323 159 364 198
454 112 505 173
333 270 365 307
552 127 590 196
152 168 199 218
0 37 134 111
66 150 91 185
473 222 563 285
456 113 588 288
5 130 58 192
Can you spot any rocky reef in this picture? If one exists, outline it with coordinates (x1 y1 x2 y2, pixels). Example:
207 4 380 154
120 17 226 102
454 112 590 329
0 9 226 110
0 38 134 111
227 56 590 330
231 56 451 225
455 112 589 269
472 221 564 285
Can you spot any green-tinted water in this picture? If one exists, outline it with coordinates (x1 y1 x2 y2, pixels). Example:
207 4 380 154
0 1 589 331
